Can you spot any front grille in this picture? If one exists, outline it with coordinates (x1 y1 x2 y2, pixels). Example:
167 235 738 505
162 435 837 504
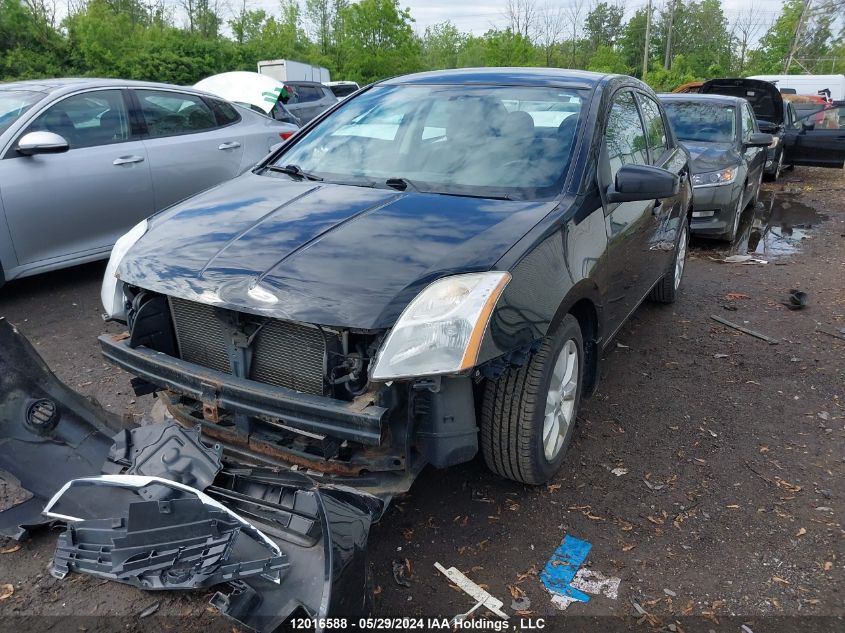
168 297 331 395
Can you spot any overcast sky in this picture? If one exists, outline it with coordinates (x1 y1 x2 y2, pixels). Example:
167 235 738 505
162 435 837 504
397 0 788 36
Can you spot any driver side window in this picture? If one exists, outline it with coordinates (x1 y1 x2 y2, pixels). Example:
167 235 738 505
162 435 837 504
24 90 129 150
604 91 648 183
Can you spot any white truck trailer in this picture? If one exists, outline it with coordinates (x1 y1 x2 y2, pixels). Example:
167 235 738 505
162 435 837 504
257 59 330 84
747 74 845 101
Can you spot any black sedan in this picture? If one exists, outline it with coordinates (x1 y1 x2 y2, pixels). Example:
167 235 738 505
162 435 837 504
99 68 692 489
660 93 772 241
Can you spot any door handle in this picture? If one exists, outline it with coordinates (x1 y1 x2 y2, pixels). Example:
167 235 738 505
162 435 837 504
218 141 241 150
113 155 144 165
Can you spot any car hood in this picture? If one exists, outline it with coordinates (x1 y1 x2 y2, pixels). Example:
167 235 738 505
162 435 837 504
700 78 784 126
119 172 556 329
683 142 740 173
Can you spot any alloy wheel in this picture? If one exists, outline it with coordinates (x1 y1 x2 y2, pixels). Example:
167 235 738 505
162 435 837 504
674 224 688 290
542 340 579 461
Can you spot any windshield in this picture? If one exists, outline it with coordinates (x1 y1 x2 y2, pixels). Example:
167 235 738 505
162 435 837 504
268 84 586 199
0 90 44 135
663 101 736 143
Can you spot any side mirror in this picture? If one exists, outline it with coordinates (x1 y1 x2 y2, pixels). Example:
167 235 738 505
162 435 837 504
606 164 680 203
746 132 773 147
16 131 69 156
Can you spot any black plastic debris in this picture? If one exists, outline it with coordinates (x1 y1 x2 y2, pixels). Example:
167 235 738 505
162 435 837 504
52 496 288 589
0 318 383 631
783 288 808 310
104 421 223 496
0 318 119 539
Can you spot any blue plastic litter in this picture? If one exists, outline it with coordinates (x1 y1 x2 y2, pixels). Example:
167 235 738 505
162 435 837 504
539 534 592 603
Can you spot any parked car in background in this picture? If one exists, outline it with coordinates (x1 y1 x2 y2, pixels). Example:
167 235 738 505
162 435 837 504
698 78 787 181
99 68 692 488
782 101 845 169
194 71 301 127
700 77 845 178
283 81 338 123
325 81 361 100
0 78 297 285
661 93 771 241
671 81 704 94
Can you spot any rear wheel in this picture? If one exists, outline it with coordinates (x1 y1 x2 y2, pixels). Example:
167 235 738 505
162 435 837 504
480 314 584 485
648 215 689 304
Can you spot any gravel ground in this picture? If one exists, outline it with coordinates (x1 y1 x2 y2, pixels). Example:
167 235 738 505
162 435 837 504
0 167 842 632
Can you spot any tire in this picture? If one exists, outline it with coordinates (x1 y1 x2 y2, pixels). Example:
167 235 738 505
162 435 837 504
721 189 745 243
752 168 763 207
480 314 584 485
648 214 689 304
766 148 783 182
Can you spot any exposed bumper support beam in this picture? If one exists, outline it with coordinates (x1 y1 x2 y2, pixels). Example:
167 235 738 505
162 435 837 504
98 335 386 446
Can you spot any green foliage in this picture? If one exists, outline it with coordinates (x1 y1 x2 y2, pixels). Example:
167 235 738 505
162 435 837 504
587 46 630 74
1 0 841 93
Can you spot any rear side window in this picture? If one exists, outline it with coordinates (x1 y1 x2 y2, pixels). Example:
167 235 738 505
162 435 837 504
135 89 217 138
292 86 322 103
24 90 129 150
208 98 241 126
605 91 648 181
637 94 669 163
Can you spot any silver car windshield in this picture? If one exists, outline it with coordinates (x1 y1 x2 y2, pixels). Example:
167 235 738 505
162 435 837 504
0 90 43 135
663 101 736 144
270 84 586 199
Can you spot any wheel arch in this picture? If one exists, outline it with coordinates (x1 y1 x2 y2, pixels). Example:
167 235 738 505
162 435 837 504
548 283 603 397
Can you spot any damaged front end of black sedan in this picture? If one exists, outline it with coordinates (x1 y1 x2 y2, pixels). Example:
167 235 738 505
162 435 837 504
0 317 381 632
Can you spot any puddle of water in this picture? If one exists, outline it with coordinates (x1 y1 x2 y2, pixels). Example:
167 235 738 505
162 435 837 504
731 192 828 257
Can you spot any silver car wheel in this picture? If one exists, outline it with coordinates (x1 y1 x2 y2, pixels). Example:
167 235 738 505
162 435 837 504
542 340 579 461
674 223 688 290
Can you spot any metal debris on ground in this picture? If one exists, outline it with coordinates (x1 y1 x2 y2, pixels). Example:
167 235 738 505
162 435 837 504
815 325 845 342
711 315 779 345
138 601 160 618
719 255 768 265
434 562 508 620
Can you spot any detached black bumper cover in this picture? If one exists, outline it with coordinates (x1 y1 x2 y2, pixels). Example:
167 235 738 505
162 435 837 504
98 334 386 446
0 319 382 631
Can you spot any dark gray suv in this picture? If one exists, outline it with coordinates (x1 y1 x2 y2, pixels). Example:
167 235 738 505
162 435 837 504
284 81 337 124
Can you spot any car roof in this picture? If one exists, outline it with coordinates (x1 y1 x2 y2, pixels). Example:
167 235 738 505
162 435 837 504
0 78 213 96
658 92 745 106
382 67 609 89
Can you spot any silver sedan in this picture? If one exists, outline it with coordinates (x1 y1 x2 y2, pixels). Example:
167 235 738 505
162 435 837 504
0 78 297 284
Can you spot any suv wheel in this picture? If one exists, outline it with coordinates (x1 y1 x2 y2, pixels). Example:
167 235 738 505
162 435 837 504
648 215 689 303
480 314 584 485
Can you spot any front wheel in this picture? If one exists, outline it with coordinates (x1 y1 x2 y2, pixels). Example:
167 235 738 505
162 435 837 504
480 314 584 485
648 215 689 304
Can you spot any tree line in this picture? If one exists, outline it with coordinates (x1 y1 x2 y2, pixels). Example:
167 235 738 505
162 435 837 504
2 0 844 91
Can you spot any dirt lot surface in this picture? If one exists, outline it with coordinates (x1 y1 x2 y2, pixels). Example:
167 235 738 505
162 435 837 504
0 167 842 632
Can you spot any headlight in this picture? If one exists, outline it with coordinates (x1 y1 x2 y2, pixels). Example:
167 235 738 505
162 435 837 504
371 272 511 380
692 168 736 187
100 219 148 321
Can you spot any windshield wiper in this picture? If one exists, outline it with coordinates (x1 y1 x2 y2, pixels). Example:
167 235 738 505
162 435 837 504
266 164 323 181
384 177 419 192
